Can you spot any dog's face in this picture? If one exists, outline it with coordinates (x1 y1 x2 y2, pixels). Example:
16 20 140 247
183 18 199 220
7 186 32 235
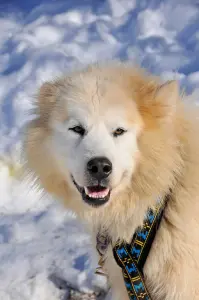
26 64 179 213
49 77 143 208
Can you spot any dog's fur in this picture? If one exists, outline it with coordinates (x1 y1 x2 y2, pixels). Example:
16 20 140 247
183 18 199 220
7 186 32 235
24 62 199 299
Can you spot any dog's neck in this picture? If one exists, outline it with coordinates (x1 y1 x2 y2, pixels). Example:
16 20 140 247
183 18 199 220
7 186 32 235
83 190 168 244
94 193 169 280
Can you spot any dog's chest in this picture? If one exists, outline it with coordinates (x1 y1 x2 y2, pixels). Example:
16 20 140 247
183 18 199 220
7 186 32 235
103 243 166 300
94 222 169 300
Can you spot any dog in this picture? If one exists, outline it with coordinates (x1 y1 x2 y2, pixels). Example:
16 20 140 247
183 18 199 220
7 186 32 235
23 62 199 300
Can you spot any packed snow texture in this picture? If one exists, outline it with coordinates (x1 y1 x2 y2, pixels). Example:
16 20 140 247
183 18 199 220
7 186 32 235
0 0 199 299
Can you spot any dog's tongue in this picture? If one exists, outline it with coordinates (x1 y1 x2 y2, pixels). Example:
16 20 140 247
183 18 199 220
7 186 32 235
85 186 109 198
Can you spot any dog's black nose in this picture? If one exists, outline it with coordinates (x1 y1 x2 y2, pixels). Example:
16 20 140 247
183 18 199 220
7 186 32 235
87 157 112 181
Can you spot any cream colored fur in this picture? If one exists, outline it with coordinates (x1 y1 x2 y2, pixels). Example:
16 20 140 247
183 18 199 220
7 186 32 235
23 62 199 299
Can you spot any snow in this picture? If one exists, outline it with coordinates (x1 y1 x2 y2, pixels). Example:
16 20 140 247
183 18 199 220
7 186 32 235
0 0 199 299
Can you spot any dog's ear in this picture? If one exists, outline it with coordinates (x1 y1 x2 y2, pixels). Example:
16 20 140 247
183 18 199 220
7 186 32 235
138 80 179 126
154 80 179 119
37 82 57 124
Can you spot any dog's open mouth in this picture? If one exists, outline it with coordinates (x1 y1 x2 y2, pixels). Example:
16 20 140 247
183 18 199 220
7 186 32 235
72 178 110 207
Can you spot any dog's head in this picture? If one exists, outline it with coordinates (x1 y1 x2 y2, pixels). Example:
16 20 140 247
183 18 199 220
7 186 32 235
24 64 180 212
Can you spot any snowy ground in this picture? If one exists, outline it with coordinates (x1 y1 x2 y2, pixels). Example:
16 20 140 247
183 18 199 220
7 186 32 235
0 0 199 299
0 162 108 300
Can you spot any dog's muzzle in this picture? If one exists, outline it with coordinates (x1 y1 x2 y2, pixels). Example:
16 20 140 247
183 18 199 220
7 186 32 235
72 156 112 207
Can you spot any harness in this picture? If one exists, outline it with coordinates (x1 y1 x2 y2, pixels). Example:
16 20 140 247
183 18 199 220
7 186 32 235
96 195 168 300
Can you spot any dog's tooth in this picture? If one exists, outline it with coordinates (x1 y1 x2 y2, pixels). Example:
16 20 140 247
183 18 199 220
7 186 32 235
84 187 89 195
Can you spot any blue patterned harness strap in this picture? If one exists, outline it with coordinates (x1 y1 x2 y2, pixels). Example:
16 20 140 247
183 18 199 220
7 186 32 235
113 197 168 300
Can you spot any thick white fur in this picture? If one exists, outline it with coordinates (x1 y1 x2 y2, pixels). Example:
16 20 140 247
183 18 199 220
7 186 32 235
24 62 199 299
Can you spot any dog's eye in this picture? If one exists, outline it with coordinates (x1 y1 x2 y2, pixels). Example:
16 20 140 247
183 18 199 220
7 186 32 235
113 128 127 137
69 125 85 136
